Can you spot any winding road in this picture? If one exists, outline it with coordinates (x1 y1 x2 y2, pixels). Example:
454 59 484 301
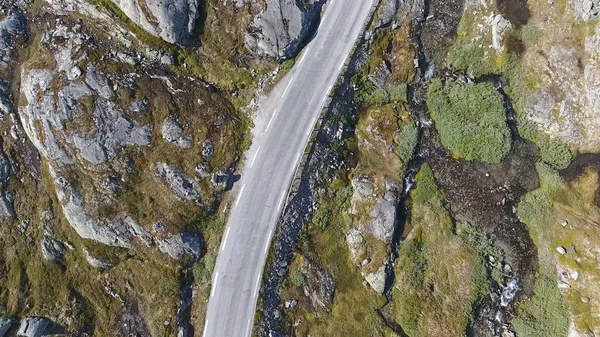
203 1 377 336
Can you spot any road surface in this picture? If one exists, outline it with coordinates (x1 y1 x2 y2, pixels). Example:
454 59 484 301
203 1 377 336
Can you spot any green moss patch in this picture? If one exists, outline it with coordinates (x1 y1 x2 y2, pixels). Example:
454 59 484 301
427 78 512 163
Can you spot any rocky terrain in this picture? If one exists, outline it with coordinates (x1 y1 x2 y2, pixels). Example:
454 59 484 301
0 0 327 335
255 0 600 336
0 0 598 335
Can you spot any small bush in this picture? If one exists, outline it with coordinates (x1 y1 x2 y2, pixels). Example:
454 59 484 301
516 189 555 244
412 163 439 204
402 239 428 288
193 253 216 285
521 24 540 46
535 162 564 192
512 278 569 337
447 42 494 77
351 72 375 104
289 269 305 287
281 58 295 71
370 88 390 105
397 123 419 163
517 114 538 141
456 222 503 263
388 83 408 102
427 78 512 164
159 274 180 296
537 138 572 170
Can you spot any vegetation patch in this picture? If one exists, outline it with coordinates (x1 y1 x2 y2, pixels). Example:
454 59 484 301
427 78 512 164
390 163 491 337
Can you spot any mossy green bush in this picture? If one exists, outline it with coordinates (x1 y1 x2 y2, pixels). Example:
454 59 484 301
388 83 408 102
412 163 439 204
512 278 570 337
397 122 419 162
427 78 512 164
537 138 572 170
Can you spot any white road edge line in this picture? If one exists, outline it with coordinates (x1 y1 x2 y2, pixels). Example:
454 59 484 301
298 46 310 64
263 239 269 254
221 227 231 252
282 77 294 97
250 146 261 167
202 320 209 337
211 272 219 298
278 193 285 211
265 109 278 132
234 184 245 208
246 319 252 336
253 276 261 298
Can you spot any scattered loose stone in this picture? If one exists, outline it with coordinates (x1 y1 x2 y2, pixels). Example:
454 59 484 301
556 246 567 255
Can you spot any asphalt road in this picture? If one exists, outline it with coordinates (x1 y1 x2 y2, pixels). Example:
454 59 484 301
203 1 376 336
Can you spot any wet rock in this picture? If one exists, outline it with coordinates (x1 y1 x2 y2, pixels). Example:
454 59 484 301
162 114 192 148
0 193 14 218
0 317 14 337
245 0 326 59
365 180 399 243
202 139 214 157
41 238 65 261
364 264 386 294
155 162 201 201
84 249 113 269
108 0 200 45
345 228 364 260
157 232 204 261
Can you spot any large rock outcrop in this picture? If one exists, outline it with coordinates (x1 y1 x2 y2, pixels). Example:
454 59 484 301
245 0 326 59
108 0 200 45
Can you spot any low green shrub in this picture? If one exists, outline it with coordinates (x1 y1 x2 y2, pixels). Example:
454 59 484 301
281 58 295 71
427 78 512 164
397 123 419 162
412 163 439 204
537 138 572 170
388 83 408 102
512 278 570 337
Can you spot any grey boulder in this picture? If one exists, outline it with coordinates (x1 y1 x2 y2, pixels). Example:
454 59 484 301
157 232 204 260
365 264 387 294
0 317 14 337
108 0 200 45
41 238 65 262
84 249 113 269
346 228 364 260
0 193 14 218
365 180 399 243
17 317 59 337
156 162 201 201
162 114 192 148
245 0 326 59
